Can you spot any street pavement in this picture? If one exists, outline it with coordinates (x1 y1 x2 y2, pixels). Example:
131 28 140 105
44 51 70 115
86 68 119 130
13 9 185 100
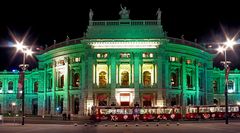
1 122 240 133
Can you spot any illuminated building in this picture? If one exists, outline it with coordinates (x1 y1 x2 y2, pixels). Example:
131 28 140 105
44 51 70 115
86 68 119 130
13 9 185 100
0 9 240 116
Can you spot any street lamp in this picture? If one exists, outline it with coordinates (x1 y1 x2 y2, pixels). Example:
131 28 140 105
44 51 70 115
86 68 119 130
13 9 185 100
14 41 33 125
217 38 236 124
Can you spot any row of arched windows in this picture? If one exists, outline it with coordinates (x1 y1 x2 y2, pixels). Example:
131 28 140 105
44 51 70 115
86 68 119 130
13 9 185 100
0 81 38 92
70 70 153 88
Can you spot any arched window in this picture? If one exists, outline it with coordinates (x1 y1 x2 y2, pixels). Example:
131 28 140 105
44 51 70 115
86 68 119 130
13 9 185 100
48 74 52 90
170 72 178 87
99 71 107 87
74 98 79 114
34 81 38 92
0 81 2 90
143 71 151 86
49 77 52 90
58 75 64 88
121 71 129 86
73 73 80 87
8 81 13 91
228 80 234 93
187 74 192 88
213 80 217 93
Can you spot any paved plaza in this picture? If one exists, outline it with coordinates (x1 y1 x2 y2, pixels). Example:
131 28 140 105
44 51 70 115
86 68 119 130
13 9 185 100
1 122 240 133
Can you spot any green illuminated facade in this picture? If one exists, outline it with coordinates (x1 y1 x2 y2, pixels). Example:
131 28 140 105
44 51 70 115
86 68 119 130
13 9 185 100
1 11 240 116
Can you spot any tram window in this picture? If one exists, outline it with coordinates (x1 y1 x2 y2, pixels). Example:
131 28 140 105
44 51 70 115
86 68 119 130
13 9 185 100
100 109 108 114
209 107 215 112
140 109 148 114
125 109 133 114
174 108 181 113
108 109 116 114
148 109 156 114
165 108 173 114
157 108 164 114
230 106 239 112
116 109 124 114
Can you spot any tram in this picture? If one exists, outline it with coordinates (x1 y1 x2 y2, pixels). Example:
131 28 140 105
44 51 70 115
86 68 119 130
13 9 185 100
185 105 240 120
90 106 181 122
90 105 240 122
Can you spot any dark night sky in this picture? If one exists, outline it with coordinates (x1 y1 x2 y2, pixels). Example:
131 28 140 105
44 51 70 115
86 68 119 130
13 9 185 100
0 0 240 71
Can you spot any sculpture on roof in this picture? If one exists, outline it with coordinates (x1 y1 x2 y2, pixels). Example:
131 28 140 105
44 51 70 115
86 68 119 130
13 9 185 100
119 4 130 19
156 8 162 20
89 9 94 21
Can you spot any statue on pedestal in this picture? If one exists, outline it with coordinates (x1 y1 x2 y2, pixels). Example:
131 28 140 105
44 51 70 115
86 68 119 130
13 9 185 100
119 4 130 19
89 9 93 21
156 8 162 20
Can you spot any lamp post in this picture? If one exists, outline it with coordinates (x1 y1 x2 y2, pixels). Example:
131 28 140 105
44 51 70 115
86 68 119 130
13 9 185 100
14 41 33 125
217 38 236 124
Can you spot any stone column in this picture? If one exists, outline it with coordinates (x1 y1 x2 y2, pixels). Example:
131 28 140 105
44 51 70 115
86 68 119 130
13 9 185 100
79 57 86 115
156 55 163 106
195 61 199 105
181 57 187 106
110 54 117 104
134 53 140 104
162 55 169 106
51 60 56 115
63 57 69 114
42 63 47 115
86 55 93 115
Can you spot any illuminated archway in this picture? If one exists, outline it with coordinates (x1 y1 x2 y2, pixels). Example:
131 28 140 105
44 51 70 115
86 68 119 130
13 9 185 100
99 71 107 87
8 81 13 91
34 81 38 92
143 71 151 86
73 73 80 87
121 71 129 86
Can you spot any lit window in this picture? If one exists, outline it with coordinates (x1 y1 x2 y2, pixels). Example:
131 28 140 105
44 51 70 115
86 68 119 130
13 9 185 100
149 53 153 58
142 53 154 58
120 53 130 58
58 60 65 65
97 53 101 58
99 71 107 87
97 53 108 58
228 80 234 93
186 60 191 64
121 71 129 86
143 71 151 86
73 73 80 87
74 57 81 63
169 57 178 62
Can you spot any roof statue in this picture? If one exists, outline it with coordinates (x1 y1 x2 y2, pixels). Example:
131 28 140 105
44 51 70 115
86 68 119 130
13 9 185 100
89 9 93 21
119 4 130 19
156 8 162 20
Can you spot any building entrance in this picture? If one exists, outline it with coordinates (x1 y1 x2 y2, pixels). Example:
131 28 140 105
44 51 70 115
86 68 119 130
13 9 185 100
115 88 134 106
120 93 130 106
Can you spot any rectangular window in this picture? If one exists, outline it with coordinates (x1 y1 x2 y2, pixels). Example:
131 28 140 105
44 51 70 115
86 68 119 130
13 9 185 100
120 53 130 58
169 57 178 62
97 53 108 58
73 57 81 63
142 53 153 58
